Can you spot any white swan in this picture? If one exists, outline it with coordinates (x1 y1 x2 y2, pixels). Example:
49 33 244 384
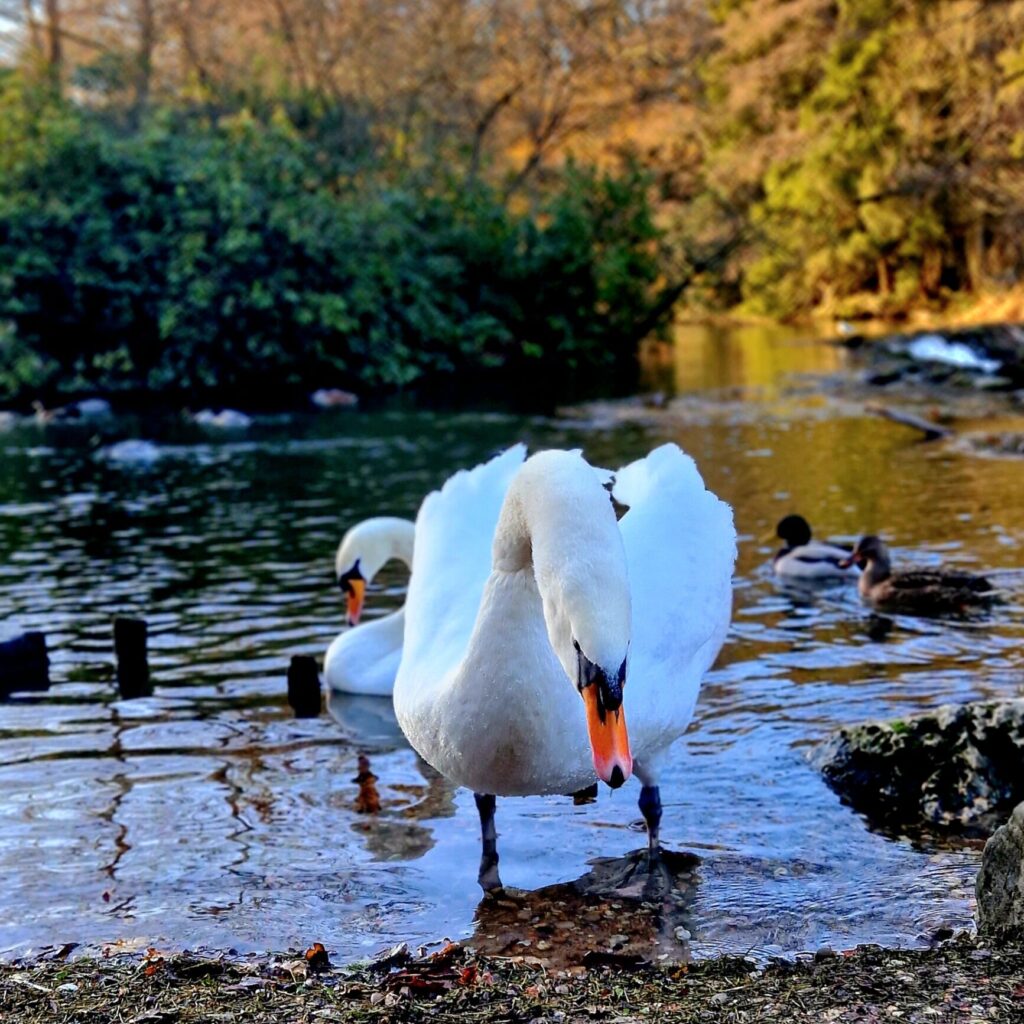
323 517 415 696
394 444 735 890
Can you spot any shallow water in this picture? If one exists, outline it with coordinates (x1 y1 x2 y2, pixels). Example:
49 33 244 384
1 325 1023 963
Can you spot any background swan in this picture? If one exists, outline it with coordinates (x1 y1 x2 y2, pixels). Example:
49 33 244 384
394 444 735 890
323 517 414 696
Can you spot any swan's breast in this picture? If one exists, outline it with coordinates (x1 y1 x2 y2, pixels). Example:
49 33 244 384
396 571 595 796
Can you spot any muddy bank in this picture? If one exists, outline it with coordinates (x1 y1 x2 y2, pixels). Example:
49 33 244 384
2 937 1022 1023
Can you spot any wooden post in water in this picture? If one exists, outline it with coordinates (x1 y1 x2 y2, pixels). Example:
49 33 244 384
288 655 321 718
114 617 151 698
0 632 50 698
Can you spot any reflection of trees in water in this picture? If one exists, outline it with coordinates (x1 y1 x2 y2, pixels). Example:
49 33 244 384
327 691 459 863
350 754 458 863
97 708 132 900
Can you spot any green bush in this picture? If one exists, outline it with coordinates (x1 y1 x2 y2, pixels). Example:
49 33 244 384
0 78 669 410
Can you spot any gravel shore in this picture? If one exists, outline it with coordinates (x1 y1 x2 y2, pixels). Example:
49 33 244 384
2 936 1022 1023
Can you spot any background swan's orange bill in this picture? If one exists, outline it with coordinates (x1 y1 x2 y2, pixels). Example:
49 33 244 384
346 578 366 625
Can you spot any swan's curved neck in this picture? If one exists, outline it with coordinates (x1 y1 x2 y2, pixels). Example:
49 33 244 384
336 516 415 583
490 451 631 681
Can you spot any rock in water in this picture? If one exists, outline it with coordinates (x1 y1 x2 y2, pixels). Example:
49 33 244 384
816 700 1024 834
977 803 1024 939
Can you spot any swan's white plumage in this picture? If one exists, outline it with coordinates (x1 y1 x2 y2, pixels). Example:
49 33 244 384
324 609 404 696
613 444 735 775
323 517 415 695
394 442 736 799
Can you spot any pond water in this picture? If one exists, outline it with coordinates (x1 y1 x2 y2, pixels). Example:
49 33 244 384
1 324 1023 963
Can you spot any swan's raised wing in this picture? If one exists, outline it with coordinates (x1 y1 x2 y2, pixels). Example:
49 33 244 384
613 444 736 744
398 445 527 689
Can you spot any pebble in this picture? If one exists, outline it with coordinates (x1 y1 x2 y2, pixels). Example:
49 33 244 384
674 927 691 942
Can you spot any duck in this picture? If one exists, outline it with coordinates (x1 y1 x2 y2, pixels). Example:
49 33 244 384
773 514 856 579
840 535 996 616
394 444 735 891
323 517 415 696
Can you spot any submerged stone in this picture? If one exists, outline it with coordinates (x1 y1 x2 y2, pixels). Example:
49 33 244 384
816 700 1024 834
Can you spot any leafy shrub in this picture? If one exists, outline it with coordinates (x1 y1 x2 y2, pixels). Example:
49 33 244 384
0 78 669 410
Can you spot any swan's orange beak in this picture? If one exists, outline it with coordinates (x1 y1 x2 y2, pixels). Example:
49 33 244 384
345 578 366 626
582 685 632 789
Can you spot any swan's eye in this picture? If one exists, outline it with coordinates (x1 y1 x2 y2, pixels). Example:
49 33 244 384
574 642 624 715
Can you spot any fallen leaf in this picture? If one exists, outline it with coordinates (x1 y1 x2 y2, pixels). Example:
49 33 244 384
305 942 331 972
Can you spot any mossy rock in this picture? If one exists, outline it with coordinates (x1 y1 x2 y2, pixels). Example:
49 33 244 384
815 700 1024 834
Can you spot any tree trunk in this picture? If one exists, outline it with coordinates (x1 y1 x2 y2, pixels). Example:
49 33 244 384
877 256 892 295
965 220 987 293
921 247 943 297
43 0 62 91
134 0 155 112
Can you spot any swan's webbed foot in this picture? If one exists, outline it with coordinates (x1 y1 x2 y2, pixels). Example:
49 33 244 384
474 792 503 893
638 784 662 870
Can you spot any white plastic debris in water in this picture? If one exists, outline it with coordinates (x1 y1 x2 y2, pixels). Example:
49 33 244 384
906 333 1001 374
312 388 359 409
74 397 113 418
100 439 162 464
193 408 253 428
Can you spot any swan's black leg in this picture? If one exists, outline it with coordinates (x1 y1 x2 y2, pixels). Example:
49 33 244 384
474 792 503 892
638 784 662 864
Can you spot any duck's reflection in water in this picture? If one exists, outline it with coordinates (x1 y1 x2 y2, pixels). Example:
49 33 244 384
327 691 458 862
471 849 700 967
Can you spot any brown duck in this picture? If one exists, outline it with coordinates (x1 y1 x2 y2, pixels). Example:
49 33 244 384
840 536 996 616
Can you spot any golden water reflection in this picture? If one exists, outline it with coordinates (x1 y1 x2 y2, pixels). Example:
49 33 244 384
643 323 849 397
